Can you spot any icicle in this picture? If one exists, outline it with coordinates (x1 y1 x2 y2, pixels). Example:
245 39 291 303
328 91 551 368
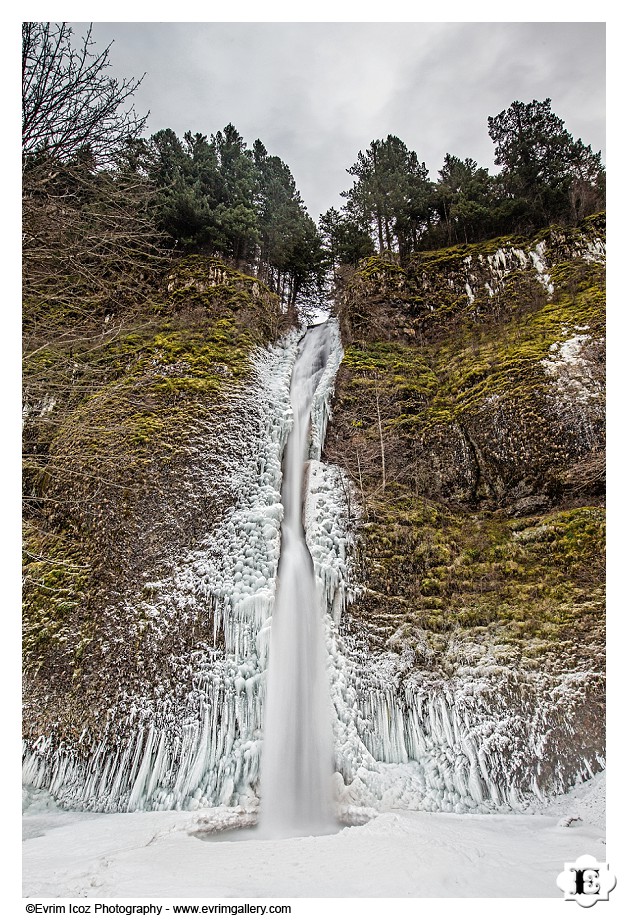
22 313 603 816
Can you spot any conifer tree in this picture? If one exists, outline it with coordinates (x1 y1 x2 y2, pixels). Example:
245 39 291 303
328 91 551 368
343 136 431 258
488 98 604 228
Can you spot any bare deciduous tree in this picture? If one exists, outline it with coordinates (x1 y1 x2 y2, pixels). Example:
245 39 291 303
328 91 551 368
22 22 146 168
22 24 169 541
23 161 166 324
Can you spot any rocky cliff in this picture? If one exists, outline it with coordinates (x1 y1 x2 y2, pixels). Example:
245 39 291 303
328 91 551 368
22 215 606 813
23 257 290 744
324 213 605 800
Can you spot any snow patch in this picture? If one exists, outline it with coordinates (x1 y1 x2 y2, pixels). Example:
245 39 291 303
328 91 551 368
541 328 604 444
22 771 606 897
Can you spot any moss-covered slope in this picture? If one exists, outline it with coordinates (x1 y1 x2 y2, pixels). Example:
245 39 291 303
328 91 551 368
327 216 605 700
22 255 289 740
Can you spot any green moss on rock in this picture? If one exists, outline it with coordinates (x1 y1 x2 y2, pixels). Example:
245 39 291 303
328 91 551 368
22 522 90 666
348 495 604 669
22 253 293 736
328 218 605 683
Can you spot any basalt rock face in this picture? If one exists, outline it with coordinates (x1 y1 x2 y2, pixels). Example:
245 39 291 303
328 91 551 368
331 214 605 512
324 214 606 797
22 220 607 815
22 255 291 750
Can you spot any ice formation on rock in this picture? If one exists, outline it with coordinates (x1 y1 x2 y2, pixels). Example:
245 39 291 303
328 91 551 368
23 330 302 812
23 299 605 817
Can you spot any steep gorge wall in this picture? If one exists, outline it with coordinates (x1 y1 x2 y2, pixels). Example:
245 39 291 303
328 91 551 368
23 317 354 813
23 219 606 814
332 213 605 510
22 256 293 795
322 214 606 804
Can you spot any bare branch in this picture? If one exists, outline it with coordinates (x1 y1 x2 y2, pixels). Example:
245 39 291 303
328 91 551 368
23 22 146 168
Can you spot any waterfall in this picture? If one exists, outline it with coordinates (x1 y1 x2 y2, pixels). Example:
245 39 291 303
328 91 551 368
22 315 600 816
259 322 337 837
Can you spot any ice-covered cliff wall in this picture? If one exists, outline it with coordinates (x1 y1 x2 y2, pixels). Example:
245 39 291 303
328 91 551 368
24 216 606 815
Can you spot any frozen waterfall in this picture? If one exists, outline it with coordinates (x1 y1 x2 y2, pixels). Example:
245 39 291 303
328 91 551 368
22 314 599 817
259 323 337 837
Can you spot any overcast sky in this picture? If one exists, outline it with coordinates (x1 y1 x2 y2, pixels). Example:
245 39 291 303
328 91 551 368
81 22 605 222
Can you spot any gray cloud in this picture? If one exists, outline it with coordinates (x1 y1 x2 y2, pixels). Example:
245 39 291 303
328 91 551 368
85 21 605 221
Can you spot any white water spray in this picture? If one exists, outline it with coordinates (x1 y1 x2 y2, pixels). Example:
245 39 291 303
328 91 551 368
259 323 337 837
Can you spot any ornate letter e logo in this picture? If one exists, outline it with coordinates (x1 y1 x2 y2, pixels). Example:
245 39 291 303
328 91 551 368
557 854 616 907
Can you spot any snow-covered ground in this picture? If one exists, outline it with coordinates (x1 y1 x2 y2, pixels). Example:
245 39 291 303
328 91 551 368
23 773 606 900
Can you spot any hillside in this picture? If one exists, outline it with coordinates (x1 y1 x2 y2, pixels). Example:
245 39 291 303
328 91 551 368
23 257 291 743
22 215 606 814
325 213 605 799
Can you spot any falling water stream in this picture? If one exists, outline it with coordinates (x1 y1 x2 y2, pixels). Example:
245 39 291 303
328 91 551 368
258 322 337 837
